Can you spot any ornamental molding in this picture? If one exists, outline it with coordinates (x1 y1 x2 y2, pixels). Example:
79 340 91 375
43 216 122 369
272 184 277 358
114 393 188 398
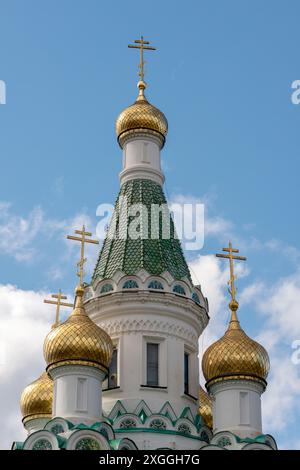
120 165 165 186
98 317 199 348
209 376 265 395
86 291 208 337
49 364 106 381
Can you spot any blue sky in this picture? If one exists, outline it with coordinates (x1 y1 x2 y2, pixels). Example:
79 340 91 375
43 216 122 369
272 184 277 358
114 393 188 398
0 0 300 449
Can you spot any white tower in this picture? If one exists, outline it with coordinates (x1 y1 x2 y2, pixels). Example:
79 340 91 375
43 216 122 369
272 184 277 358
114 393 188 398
202 243 270 439
44 285 113 425
84 37 210 449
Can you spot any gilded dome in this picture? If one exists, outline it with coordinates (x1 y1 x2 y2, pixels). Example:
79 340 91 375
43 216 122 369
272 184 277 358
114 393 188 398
202 301 270 388
20 372 53 425
116 81 168 149
199 386 213 429
44 286 113 374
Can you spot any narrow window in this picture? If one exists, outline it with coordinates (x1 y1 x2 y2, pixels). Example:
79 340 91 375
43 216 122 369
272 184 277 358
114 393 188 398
184 352 189 394
108 348 118 388
147 343 159 386
240 391 250 425
76 378 88 411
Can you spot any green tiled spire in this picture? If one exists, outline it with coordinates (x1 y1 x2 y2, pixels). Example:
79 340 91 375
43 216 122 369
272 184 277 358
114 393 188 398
92 179 191 282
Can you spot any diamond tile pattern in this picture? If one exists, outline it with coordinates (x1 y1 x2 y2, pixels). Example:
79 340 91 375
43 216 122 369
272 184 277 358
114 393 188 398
199 386 213 429
93 179 191 282
20 372 53 421
202 319 270 385
44 302 113 370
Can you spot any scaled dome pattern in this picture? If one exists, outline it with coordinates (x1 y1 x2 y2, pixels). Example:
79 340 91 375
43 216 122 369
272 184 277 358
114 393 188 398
44 286 113 374
20 372 53 424
202 301 270 387
116 81 168 149
199 386 213 429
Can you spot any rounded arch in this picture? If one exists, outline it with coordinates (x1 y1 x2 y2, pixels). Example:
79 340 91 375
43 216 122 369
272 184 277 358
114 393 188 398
176 418 197 436
23 430 59 451
66 429 110 451
114 414 141 429
95 279 117 296
118 438 138 450
144 414 173 430
171 280 191 297
242 443 273 450
44 417 70 435
148 279 165 291
211 431 235 448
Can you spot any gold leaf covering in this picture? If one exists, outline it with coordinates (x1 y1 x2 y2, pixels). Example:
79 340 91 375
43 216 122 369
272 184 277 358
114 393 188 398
202 301 270 388
20 372 53 424
44 286 113 373
116 81 168 149
199 386 213 429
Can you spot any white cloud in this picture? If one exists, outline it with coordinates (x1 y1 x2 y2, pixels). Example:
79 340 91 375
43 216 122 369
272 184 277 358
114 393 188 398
0 202 100 281
0 203 65 262
0 284 73 449
238 272 300 441
189 252 300 447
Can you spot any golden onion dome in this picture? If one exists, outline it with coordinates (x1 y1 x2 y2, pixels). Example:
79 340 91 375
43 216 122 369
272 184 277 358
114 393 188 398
44 286 113 374
202 300 270 388
199 386 213 429
116 80 168 149
20 372 53 425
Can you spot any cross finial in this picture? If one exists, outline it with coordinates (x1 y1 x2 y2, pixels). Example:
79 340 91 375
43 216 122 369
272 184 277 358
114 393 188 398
216 242 247 303
44 289 73 328
66 225 99 286
128 35 156 84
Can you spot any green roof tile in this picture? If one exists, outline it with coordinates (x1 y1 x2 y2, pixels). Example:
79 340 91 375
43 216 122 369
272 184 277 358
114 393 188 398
92 179 191 282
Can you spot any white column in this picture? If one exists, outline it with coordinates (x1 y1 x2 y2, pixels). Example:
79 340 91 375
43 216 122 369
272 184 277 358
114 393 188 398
49 365 106 425
210 380 264 438
24 418 50 435
119 135 165 186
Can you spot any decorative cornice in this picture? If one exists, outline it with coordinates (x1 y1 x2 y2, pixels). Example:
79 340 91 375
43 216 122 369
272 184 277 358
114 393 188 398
47 361 108 377
208 377 266 394
86 291 209 338
97 317 199 348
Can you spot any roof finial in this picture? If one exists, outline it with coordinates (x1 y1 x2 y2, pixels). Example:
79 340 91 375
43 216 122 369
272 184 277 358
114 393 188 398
44 289 73 328
66 225 99 288
128 35 156 97
216 241 247 321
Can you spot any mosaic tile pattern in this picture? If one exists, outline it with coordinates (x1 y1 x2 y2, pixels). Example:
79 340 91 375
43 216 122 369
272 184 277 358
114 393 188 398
202 319 270 386
20 372 53 422
199 386 213 429
44 302 113 370
93 179 191 282
116 94 168 148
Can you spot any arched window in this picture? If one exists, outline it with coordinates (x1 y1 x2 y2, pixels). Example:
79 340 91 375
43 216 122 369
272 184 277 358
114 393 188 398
217 436 231 447
192 292 200 304
123 280 139 289
100 283 113 294
32 439 52 450
119 418 137 429
148 280 164 290
75 438 101 450
173 285 186 296
149 419 166 430
178 423 191 435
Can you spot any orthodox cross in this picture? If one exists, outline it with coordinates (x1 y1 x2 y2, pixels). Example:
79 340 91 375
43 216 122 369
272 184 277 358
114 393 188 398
128 36 156 82
66 225 99 286
44 289 73 327
216 242 247 302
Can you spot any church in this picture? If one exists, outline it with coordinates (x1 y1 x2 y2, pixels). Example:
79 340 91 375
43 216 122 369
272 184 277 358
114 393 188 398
12 38 277 451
